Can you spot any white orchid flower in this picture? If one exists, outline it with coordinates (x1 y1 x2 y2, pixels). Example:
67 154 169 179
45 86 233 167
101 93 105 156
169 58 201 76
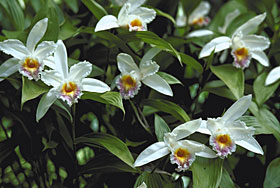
95 0 156 32
265 66 280 85
0 18 57 81
36 40 110 122
134 119 217 172
188 1 211 26
115 53 173 99
199 13 270 69
197 95 263 158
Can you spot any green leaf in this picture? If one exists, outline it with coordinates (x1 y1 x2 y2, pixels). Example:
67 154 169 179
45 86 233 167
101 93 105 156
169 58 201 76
210 64 244 99
263 157 280 188
180 0 202 17
203 80 236 100
192 157 223 188
81 0 107 20
6 0 25 30
219 168 235 188
253 72 279 106
64 0 78 13
140 47 162 65
143 99 190 122
56 112 73 150
180 52 203 73
154 114 171 141
239 116 273 135
82 91 125 114
75 132 135 167
21 76 49 108
154 8 176 24
42 140 58 151
157 72 182 85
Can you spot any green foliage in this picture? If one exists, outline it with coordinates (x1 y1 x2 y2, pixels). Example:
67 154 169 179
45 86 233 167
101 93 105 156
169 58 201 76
264 157 280 188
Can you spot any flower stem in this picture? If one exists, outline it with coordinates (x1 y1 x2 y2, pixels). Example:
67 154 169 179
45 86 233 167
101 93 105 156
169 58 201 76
71 103 79 187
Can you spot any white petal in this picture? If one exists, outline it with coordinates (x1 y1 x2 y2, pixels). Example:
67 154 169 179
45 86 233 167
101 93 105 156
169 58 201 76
82 78 110 93
197 120 211 135
188 1 210 24
265 66 280 85
235 137 263 155
41 70 63 87
206 118 225 134
251 50 269 67
43 56 56 69
54 40 68 79
222 95 252 123
233 13 266 36
0 39 30 59
127 0 145 12
134 142 169 167
199 36 232 58
187 29 213 38
140 60 159 79
69 61 92 81
142 74 173 96
33 41 57 61
118 3 130 26
26 18 48 52
196 145 217 158
36 90 57 122
172 118 202 140
218 9 240 34
137 182 147 188
133 7 156 23
0 58 19 82
95 15 119 32
227 121 255 141
117 53 140 74
241 35 270 51
176 140 205 153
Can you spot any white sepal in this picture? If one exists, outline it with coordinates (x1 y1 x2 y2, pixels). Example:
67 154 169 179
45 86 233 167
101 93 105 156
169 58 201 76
0 58 19 82
95 15 119 32
251 50 269 67
142 74 173 96
265 66 280 85
82 78 111 93
0 39 30 60
36 90 57 122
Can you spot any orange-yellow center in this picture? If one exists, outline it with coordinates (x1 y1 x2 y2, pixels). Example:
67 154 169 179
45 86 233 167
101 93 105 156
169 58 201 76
192 17 204 25
22 58 39 71
234 47 249 61
121 75 136 91
174 148 190 163
130 19 142 27
216 134 232 147
61 82 77 96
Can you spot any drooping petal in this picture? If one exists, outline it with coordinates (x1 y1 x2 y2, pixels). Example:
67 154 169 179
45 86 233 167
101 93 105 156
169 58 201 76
251 50 269 67
95 15 119 32
227 121 255 141
218 9 240 34
117 53 140 75
221 95 252 123
82 78 110 93
127 0 145 12
186 29 213 38
133 7 156 23
43 56 56 69
188 1 210 24
142 74 173 96
0 39 30 60
54 40 68 79
199 36 232 58
69 61 92 81
265 66 280 85
26 18 48 52
36 89 57 122
33 41 57 61
139 60 159 79
235 137 263 155
41 70 63 88
195 145 217 158
172 118 202 140
232 13 266 37
134 142 170 167
197 120 211 135
0 58 19 82
241 35 270 51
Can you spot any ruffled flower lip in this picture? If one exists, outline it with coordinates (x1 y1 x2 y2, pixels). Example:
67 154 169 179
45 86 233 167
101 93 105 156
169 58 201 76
170 147 196 172
210 133 236 158
116 74 141 99
58 81 82 106
191 16 210 26
231 47 252 69
19 57 43 81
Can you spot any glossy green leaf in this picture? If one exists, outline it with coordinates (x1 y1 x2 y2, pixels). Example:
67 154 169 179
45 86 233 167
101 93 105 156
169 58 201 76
192 157 223 188
82 0 107 20
180 52 203 73
157 72 182 85
42 140 58 151
253 72 279 106
154 8 176 24
82 91 125 114
203 80 236 100
64 0 78 13
154 114 171 141
56 112 73 150
76 132 135 167
210 64 244 99
143 99 190 122
140 47 162 65
5 0 25 30
21 76 49 108
264 157 280 188
219 168 235 188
